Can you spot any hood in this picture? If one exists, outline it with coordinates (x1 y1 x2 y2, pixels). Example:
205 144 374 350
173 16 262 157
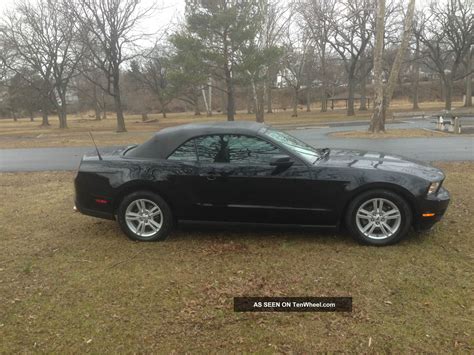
316 148 445 181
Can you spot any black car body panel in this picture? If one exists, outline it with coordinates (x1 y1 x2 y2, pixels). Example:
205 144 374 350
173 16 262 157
74 122 449 231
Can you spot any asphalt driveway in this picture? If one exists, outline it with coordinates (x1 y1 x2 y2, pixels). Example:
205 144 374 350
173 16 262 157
0 121 472 172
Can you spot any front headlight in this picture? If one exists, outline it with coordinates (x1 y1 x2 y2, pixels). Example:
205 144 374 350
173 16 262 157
427 181 441 195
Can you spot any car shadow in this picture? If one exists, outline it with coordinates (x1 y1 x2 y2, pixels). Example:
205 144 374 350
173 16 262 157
172 220 353 244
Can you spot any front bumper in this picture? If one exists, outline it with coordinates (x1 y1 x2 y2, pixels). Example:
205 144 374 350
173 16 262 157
414 187 450 231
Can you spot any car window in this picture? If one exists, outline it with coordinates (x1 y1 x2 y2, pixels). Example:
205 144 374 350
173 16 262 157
167 140 197 161
190 134 283 164
228 135 281 164
195 135 230 163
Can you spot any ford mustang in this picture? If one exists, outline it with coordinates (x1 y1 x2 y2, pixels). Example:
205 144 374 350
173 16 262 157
74 121 450 245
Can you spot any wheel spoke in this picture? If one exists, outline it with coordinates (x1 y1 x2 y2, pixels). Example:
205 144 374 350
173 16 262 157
384 210 400 219
139 199 147 212
357 208 372 219
372 199 378 212
149 206 161 217
379 222 390 236
362 222 374 233
126 212 140 221
136 221 145 235
381 222 393 235
148 219 161 231
367 223 377 235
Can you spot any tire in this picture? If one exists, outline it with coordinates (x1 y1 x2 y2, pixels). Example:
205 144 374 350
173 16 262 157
117 191 173 241
345 189 412 246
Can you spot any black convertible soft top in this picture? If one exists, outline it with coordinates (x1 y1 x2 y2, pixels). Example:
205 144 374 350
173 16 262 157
126 121 268 159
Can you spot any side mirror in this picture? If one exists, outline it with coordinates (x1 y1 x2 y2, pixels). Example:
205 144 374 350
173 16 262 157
269 154 293 167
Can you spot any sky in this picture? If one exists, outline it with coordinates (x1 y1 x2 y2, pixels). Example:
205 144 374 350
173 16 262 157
0 0 439 44
0 0 186 31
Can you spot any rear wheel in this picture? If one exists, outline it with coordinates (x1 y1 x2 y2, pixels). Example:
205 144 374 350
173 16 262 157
117 191 173 241
345 190 412 246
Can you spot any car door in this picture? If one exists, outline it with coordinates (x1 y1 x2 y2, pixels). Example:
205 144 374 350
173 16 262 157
165 138 202 219
193 134 326 224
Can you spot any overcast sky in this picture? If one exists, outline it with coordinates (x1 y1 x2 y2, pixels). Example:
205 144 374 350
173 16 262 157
0 0 186 31
0 0 439 37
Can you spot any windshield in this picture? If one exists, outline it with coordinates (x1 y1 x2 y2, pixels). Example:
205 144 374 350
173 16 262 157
263 128 322 163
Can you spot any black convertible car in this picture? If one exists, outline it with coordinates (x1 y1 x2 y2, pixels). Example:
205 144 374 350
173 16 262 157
74 121 450 245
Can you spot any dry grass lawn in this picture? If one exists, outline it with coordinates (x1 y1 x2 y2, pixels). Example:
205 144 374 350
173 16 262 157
330 128 452 139
0 100 463 149
0 162 472 352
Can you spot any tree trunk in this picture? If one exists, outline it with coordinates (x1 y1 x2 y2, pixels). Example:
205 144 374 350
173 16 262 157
225 74 235 121
370 0 415 132
465 48 472 107
208 77 213 116
41 101 50 126
251 80 265 123
95 104 101 120
29 111 34 122
306 87 311 112
202 86 212 116
58 93 68 129
247 86 254 114
141 113 148 121
93 85 101 120
384 0 416 107
113 71 126 132
266 78 273 114
102 92 107 119
292 87 298 117
320 45 328 112
114 93 126 132
194 102 201 116
223 36 235 121
256 86 265 123
347 74 356 116
445 77 453 111
359 57 368 111
412 36 420 109
369 0 386 132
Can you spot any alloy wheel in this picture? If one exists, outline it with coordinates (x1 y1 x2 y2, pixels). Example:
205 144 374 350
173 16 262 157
355 198 402 240
125 199 163 238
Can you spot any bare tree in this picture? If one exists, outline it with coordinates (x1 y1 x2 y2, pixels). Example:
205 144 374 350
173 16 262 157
327 0 375 116
370 0 416 132
261 0 290 115
416 0 473 111
1 0 82 128
281 26 312 117
70 0 152 132
464 45 472 107
410 19 421 110
241 0 285 122
130 49 178 118
295 0 336 112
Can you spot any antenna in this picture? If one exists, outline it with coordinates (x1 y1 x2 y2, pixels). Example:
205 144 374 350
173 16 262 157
89 132 103 160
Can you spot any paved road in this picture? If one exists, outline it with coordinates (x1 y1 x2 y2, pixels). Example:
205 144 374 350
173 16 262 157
288 120 473 162
0 120 472 172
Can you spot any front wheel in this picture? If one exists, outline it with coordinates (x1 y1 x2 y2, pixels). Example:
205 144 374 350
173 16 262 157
345 190 412 246
117 191 173 241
